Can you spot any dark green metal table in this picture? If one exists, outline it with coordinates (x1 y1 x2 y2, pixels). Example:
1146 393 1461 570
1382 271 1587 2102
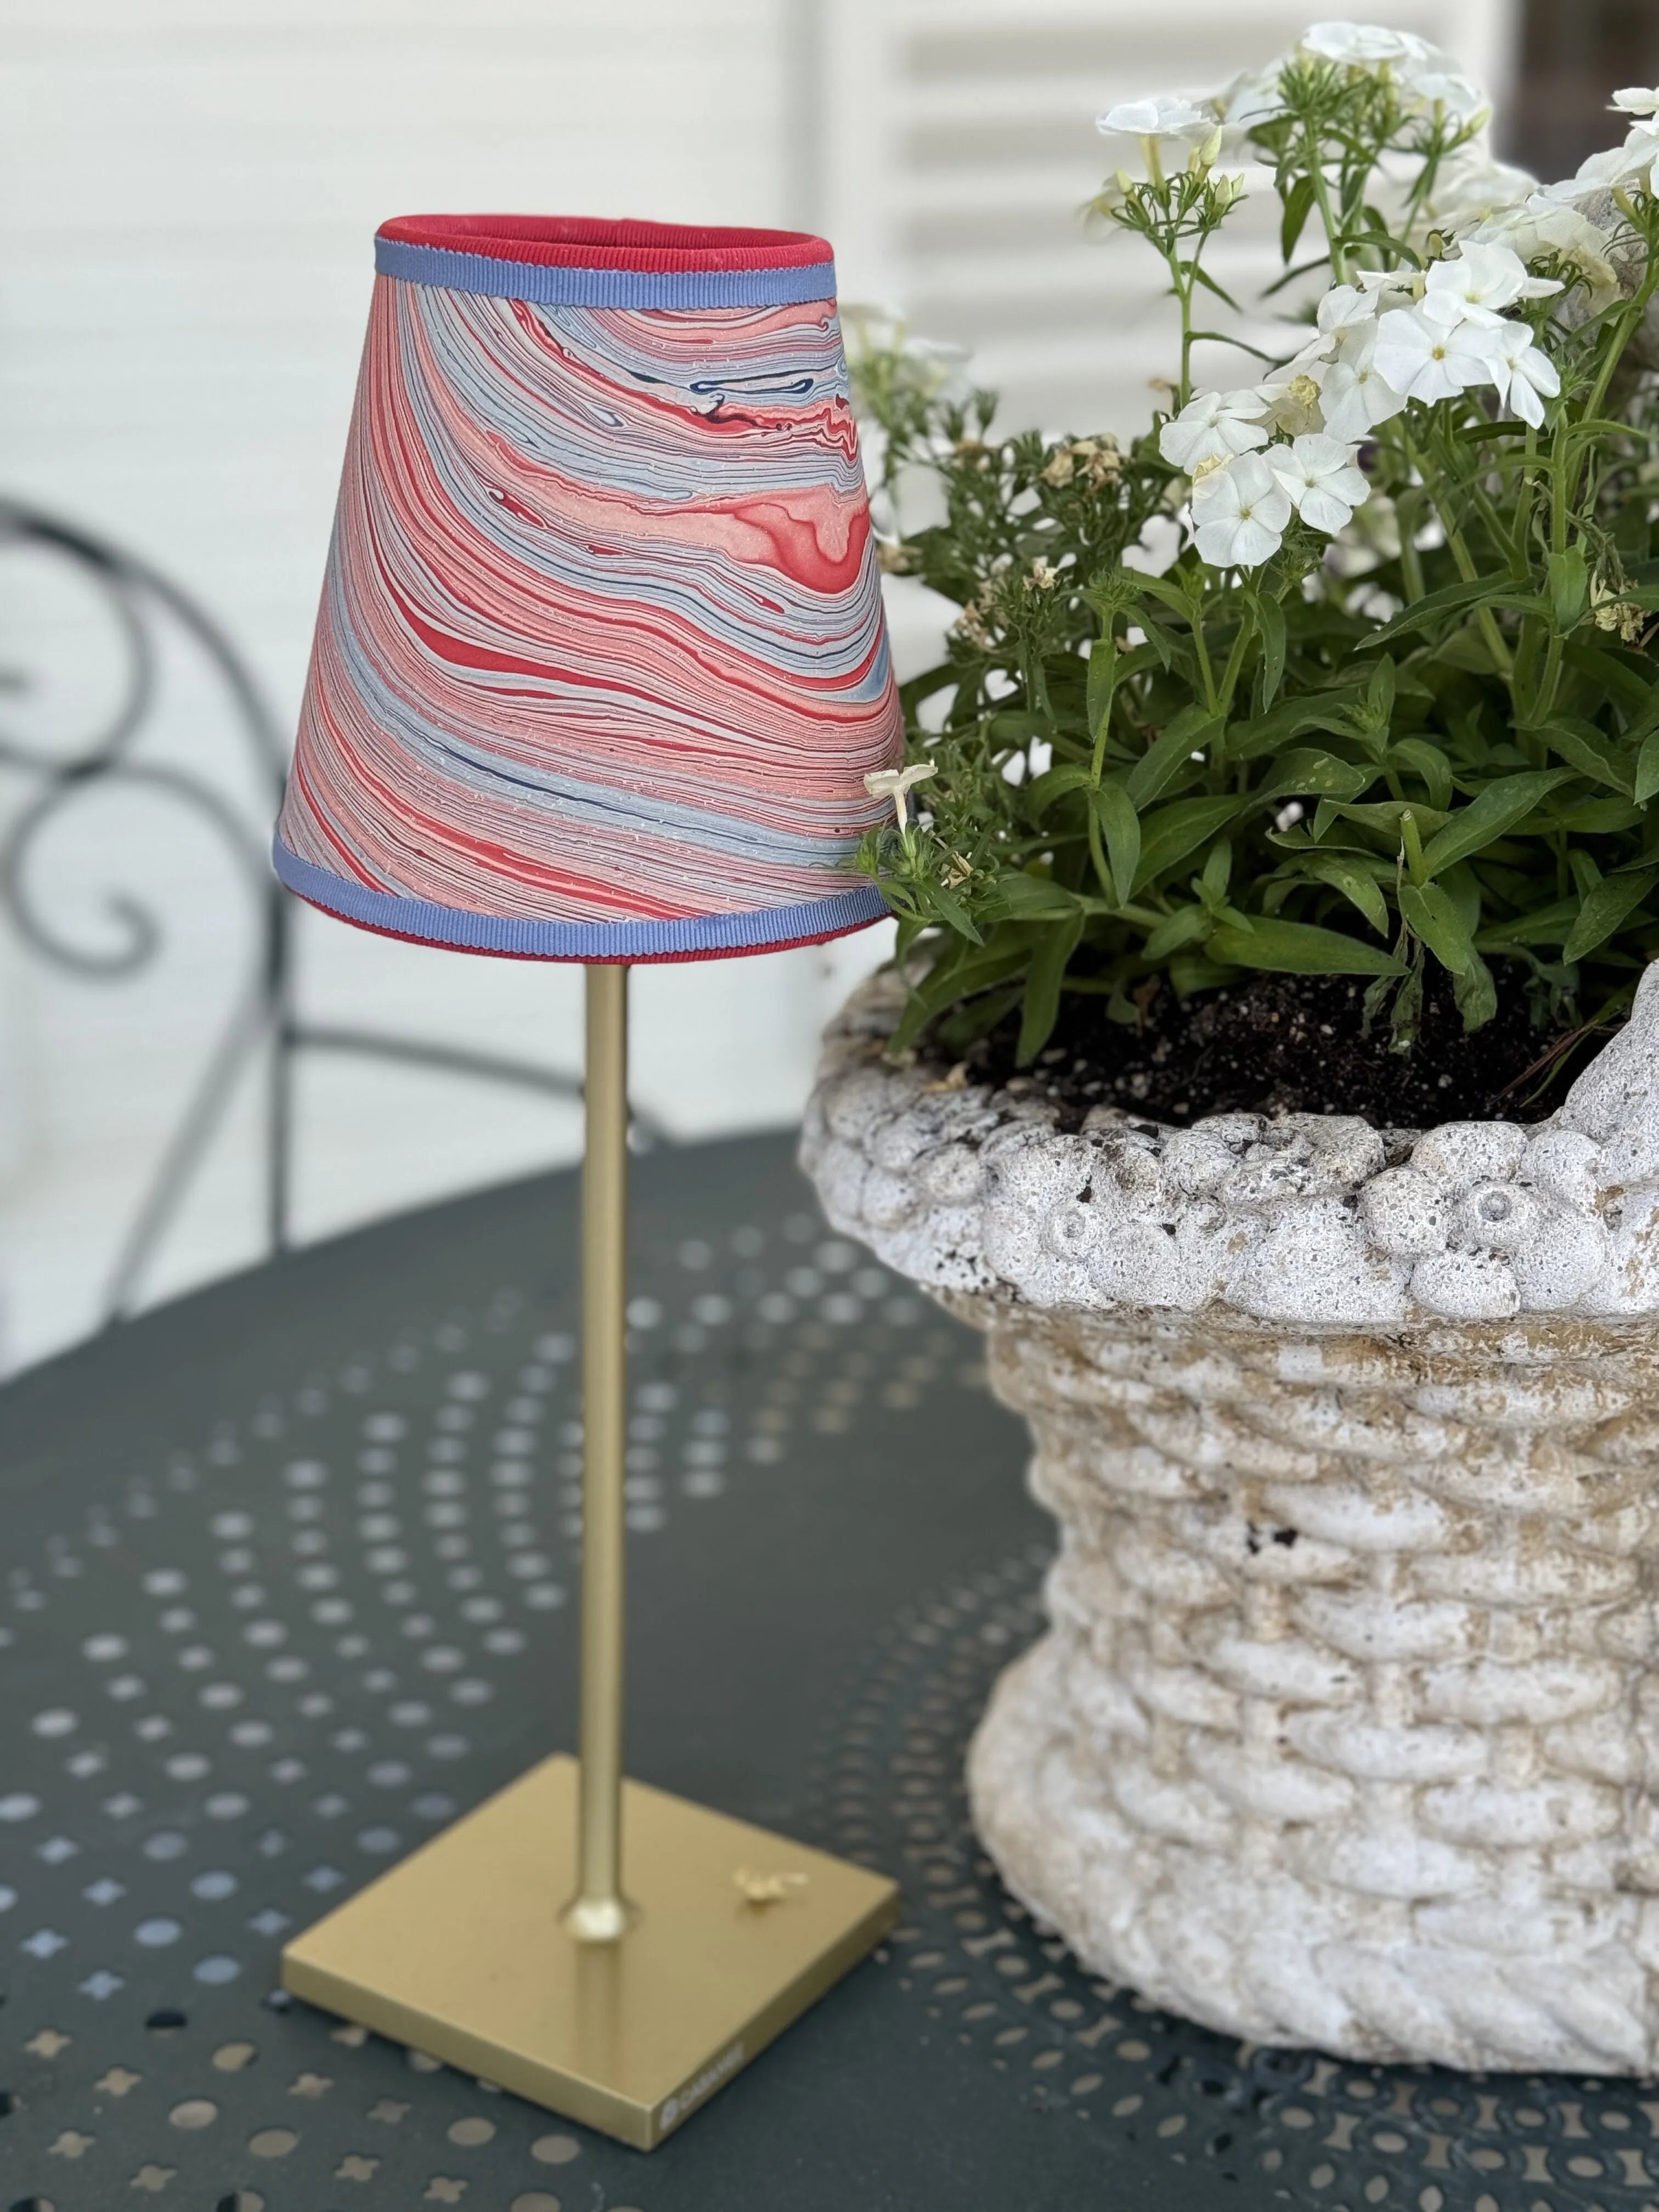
0 1133 1646 2210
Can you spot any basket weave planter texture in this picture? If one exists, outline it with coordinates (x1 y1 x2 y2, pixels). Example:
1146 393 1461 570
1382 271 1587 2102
801 963 1659 2072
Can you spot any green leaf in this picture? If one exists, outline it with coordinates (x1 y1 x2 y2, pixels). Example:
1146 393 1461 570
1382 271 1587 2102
1295 854 1391 936
890 939 1030 1053
1257 748 1373 804
1534 717 1632 795
1387 738 1453 811
1418 771 1572 878
1229 688 1367 761
1547 545 1589 632
1637 728 1659 805
1125 706 1221 808
1554 795 1645 833
1207 917 1407 977
1399 882 1474 975
924 879 983 945
1015 910 1084 1065
1254 591 1287 709
1364 573 1514 650
1089 780 1142 906
1027 763 1095 816
1280 172 1318 263
1366 657 1397 732
1131 796 1243 894
985 872 1085 921
1086 633 1118 746
1454 951 1499 1032
1141 904 1212 960
1564 867 1659 963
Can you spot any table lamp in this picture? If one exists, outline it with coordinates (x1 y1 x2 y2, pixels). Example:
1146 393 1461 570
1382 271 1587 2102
272 214 902 2148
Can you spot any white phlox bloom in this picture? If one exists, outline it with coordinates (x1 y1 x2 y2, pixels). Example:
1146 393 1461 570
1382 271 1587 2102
1401 60 1487 122
1295 284 1407 441
1302 21 1427 64
1317 283 1380 360
1319 357 1408 440
1421 153 1541 230
1190 451 1294 569
1373 305 1505 403
1421 242 1563 330
1465 195 1621 310
1562 112 1659 196
1353 266 1421 300
1159 388 1270 471
1098 94 1214 139
1269 435 1372 534
1486 319 1561 427
1216 63 1284 136
1300 23 1485 121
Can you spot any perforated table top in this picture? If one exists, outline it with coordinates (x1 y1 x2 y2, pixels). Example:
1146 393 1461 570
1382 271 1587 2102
0 1132 1652 2211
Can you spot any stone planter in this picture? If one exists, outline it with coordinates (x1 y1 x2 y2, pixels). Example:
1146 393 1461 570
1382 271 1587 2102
800 963 1659 2074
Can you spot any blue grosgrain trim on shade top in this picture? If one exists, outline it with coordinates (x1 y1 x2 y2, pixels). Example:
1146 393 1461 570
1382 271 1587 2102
273 838 887 961
373 237 838 308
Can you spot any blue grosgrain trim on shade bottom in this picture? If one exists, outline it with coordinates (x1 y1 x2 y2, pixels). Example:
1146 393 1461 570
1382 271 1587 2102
273 838 886 961
373 237 838 308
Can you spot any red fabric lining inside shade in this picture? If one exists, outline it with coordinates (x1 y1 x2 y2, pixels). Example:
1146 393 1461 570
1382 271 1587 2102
377 215 833 274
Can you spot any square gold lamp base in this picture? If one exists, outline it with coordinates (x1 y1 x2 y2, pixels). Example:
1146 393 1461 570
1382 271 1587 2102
280 1754 900 2149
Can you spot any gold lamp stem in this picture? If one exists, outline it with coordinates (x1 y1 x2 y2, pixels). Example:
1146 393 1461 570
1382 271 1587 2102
563 961 633 1943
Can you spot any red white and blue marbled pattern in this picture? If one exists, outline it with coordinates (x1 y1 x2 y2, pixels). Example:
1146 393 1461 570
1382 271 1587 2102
274 219 901 961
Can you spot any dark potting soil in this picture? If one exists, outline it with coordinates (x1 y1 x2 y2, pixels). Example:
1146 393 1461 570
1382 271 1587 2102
950 967 1605 1132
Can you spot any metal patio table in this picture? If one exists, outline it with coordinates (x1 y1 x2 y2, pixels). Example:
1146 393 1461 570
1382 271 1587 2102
0 1131 1643 2212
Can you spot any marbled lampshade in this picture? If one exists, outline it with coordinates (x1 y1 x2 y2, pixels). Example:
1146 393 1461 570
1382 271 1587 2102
273 215 902 961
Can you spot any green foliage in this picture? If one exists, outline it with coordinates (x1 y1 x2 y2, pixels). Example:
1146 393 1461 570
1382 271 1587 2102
848 49 1659 1070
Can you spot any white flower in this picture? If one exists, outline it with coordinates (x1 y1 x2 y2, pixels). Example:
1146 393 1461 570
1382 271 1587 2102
1421 153 1541 229
1561 115 1659 197
1190 451 1293 569
1269 435 1372 534
1317 283 1380 358
1302 21 1426 64
1612 87 1659 117
1299 22 1486 120
1352 267 1420 297
1317 356 1407 441
1216 62 1284 135
1373 304 1502 403
865 762 936 831
1159 388 1269 471
1098 94 1214 139
1486 319 1561 427
1421 242 1563 331
1399 57 1488 123
1464 194 1621 310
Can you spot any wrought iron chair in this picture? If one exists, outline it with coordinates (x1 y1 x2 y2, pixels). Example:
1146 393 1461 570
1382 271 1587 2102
0 496 642 1329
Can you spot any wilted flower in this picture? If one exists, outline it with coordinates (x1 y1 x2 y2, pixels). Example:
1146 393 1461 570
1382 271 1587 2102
1190 450 1294 568
1593 577 1645 641
865 762 938 832
1269 435 1372 533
